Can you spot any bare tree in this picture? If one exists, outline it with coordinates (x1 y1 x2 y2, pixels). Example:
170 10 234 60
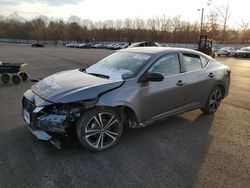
214 0 231 43
115 19 122 30
7 12 25 41
171 16 181 42
239 19 249 43
134 18 145 30
0 12 248 44
123 18 132 29
31 17 47 41
160 15 171 31
146 18 157 31
103 20 115 29
207 10 220 39
68 15 81 25
81 19 93 30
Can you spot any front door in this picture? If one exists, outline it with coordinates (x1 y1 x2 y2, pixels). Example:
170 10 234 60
137 53 186 123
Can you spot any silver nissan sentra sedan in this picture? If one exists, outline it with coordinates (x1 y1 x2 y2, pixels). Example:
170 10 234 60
21 47 231 151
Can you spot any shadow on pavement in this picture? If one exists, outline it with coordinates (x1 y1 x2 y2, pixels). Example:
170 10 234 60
0 110 214 187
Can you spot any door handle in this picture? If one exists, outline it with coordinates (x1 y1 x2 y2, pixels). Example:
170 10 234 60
208 72 215 78
176 80 185 86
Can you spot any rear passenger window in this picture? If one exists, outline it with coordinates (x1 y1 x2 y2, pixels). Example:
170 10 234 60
183 53 202 71
200 56 208 68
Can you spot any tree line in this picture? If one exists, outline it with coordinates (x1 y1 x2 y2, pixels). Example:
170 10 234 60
0 12 249 44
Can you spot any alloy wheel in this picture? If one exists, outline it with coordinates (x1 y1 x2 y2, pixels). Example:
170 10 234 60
84 112 120 149
209 89 222 112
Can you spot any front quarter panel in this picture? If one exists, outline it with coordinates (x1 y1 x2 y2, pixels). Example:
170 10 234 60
97 79 141 120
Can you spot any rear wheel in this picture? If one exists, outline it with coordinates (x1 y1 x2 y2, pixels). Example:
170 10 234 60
19 72 29 81
77 108 123 152
12 74 21 84
1 74 10 84
202 87 223 114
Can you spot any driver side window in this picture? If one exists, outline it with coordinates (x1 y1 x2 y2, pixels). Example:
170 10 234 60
148 53 180 77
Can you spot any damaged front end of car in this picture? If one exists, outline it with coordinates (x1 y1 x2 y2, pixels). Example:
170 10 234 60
21 91 98 149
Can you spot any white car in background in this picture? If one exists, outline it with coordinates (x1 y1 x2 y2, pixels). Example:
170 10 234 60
217 47 235 56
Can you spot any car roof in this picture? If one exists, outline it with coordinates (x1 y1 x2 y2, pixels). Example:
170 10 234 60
220 47 234 49
240 46 250 49
119 47 202 55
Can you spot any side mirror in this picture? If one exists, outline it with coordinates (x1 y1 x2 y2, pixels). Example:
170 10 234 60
143 72 164 82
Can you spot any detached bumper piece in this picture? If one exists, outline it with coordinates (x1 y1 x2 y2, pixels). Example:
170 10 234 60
27 125 61 149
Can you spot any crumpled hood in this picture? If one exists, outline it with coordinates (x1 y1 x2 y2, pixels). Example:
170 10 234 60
31 69 124 103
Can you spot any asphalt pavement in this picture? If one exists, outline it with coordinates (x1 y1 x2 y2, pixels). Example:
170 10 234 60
0 44 249 188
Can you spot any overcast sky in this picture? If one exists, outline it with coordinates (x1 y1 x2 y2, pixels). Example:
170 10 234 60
0 0 249 27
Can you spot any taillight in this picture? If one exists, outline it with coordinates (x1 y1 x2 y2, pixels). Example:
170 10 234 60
227 68 231 76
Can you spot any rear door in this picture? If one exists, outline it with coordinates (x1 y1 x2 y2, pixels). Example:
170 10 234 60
180 53 213 109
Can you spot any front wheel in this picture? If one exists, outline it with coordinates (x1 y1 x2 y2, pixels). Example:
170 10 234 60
202 87 223 114
77 108 123 152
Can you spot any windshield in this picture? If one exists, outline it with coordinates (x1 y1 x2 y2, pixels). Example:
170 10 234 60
219 48 227 50
86 52 152 80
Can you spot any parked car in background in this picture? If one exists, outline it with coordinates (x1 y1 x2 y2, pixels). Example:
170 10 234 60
21 47 230 152
235 47 250 58
65 43 74 47
107 43 129 50
128 41 161 48
217 47 235 56
65 42 128 50
31 43 44 48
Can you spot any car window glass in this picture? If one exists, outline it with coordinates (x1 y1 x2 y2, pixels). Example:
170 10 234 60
183 53 202 71
148 53 180 77
200 56 208 68
87 52 152 80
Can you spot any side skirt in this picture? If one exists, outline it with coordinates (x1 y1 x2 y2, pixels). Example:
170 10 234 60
138 105 201 128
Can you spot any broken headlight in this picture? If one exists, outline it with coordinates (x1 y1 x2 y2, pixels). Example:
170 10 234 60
45 98 98 120
35 99 98 132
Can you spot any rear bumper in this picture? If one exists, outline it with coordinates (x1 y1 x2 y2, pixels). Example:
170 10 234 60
224 73 230 98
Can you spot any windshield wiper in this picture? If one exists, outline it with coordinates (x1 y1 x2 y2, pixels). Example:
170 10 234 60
87 73 110 79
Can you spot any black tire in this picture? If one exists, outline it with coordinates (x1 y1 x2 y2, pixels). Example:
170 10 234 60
212 53 215 58
12 74 21 84
77 108 123 152
202 86 223 114
218 54 221 57
19 72 29 81
1 74 10 84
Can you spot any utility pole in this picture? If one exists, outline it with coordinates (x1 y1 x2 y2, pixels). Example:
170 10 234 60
198 0 212 35
200 8 204 35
